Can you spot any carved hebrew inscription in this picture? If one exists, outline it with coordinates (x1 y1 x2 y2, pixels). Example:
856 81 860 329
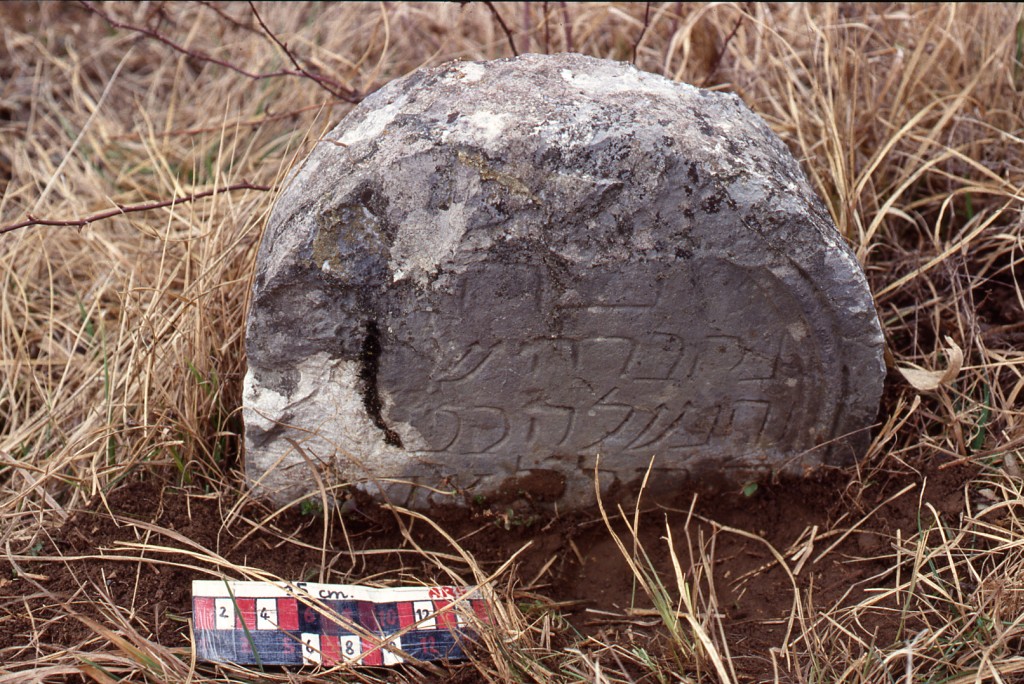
379 259 831 467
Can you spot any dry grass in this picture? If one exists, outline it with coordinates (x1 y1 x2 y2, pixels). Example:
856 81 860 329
2 2 1024 682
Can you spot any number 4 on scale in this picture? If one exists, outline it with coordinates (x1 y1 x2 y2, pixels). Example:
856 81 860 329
256 599 278 629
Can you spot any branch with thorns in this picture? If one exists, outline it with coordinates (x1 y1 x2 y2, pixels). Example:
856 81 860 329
79 1 361 103
0 182 272 237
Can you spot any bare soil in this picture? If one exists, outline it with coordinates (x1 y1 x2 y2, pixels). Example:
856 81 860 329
0 456 974 682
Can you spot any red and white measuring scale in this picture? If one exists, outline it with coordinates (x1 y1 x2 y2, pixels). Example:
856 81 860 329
192 580 490 667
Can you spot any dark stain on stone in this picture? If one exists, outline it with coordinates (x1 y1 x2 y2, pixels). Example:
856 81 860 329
694 111 715 137
702 192 722 213
357 184 394 242
359 321 403 448
701 187 736 214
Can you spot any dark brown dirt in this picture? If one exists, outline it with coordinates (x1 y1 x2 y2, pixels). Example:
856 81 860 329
0 459 975 682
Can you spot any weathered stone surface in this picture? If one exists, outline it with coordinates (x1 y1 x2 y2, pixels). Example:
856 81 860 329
244 53 885 509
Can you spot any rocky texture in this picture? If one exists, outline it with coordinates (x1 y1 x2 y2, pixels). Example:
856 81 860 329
244 53 885 509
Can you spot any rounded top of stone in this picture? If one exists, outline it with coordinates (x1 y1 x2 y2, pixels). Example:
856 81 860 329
269 53 838 289
325 52 754 160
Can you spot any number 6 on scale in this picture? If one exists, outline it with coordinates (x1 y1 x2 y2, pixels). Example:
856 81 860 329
301 633 321 664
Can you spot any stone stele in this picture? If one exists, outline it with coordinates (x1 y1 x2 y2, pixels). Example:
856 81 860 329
244 53 885 509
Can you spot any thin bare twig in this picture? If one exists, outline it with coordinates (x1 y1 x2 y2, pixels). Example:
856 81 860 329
482 1 519 56
543 1 551 54
559 1 574 52
247 1 359 100
0 182 272 236
110 102 346 141
197 1 261 35
670 0 683 37
521 2 531 53
700 14 744 88
79 1 360 103
632 2 653 65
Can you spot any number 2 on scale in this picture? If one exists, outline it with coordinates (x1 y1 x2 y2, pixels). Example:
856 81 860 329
213 599 236 629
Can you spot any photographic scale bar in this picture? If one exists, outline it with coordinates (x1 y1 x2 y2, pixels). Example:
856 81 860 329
192 580 490 667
